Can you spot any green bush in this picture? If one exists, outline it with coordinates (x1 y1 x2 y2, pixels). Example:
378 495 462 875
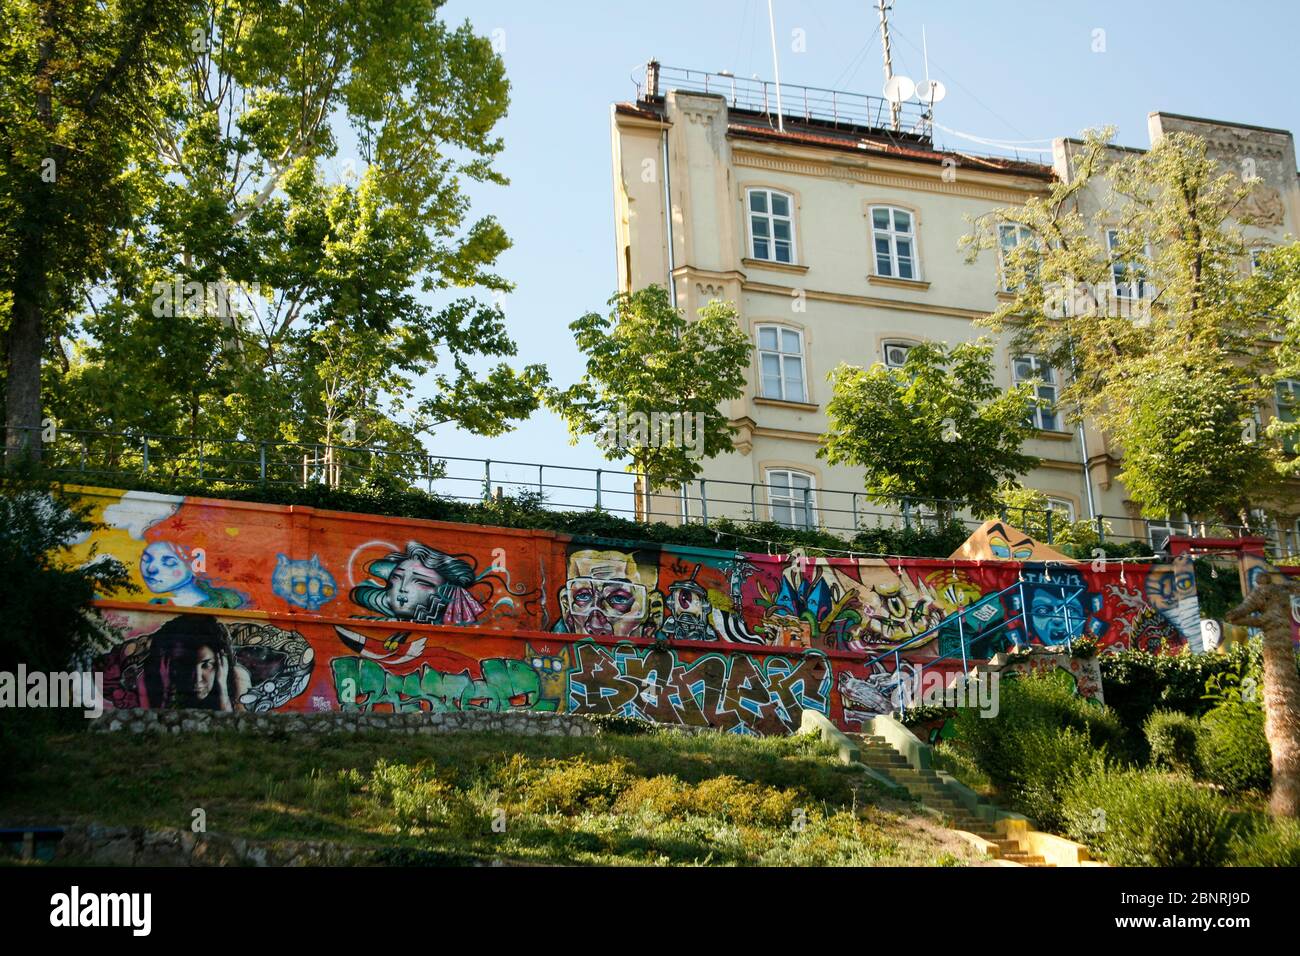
364 759 484 832
583 713 658 736
1197 705 1271 794
514 756 634 815
0 479 132 674
951 672 1118 827
1144 710 1202 775
1230 817 1300 867
1011 725 1106 831
1098 644 1274 756
1062 768 1238 867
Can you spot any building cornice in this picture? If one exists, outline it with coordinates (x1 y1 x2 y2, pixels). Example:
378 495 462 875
740 278 991 321
732 145 1047 204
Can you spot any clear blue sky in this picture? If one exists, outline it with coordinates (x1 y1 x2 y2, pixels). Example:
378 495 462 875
421 0 1300 493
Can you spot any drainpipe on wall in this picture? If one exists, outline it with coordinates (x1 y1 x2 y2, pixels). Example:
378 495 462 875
1078 421 1098 522
654 115 678 525
1067 341 1098 523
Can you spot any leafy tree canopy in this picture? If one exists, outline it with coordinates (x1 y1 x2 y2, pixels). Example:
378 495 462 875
546 285 752 490
965 127 1296 521
819 339 1041 518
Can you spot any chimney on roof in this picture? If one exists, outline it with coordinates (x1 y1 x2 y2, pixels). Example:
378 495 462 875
646 60 660 100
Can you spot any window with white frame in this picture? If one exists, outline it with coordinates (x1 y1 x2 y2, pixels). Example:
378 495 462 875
1277 379 1299 455
767 469 816 530
756 325 806 402
1147 514 1192 547
747 189 795 264
1045 497 1076 524
1106 229 1151 300
870 206 918 280
882 341 913 370
997 223 1036 292
1012 355 1061 431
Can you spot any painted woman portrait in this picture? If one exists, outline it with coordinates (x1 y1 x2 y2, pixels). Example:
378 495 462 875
139 615 251 711
140 540 245 609
351 542 485 625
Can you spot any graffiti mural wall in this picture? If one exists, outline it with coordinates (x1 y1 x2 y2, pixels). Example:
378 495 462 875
66 486 1208 733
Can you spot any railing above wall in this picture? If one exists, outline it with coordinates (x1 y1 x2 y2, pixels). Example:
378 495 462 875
5 425 1295 559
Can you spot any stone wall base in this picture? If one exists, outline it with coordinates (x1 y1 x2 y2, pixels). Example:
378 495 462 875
90 708 599 737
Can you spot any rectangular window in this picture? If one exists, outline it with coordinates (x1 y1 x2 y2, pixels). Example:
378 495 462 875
1107 229 1150 300
767 469 816 530
870 206 918 280
997 223 1035 292
1012 355 1060 431
757 325 806 402
1147 514 1192 548
748 189 795 264
1045 497 1075 524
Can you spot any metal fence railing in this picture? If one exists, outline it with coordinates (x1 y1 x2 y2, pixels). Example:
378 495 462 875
4 425 1296 559
640 62 934 142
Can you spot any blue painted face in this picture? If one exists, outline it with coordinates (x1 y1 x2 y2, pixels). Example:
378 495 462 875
141 542 194 594
1029 588 1085 644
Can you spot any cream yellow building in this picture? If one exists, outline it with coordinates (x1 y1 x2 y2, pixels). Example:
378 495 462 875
610 64 1300 552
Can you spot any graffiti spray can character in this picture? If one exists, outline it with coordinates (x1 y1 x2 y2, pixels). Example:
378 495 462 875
661 565 715 641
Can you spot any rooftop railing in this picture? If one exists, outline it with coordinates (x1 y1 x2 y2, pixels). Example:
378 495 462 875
638 62 934 144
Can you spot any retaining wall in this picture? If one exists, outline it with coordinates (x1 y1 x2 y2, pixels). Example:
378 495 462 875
65 486 1209 734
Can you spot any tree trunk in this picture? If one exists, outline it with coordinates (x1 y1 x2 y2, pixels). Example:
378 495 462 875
1260 615 1300 817
5 4 56 466
4 289 45 465
1227 576 1300 818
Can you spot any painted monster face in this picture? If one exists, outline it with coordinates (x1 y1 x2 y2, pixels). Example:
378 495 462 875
1029 588 1085 644
1145 555 1199 639
563 577 648 636
987 524 1035 561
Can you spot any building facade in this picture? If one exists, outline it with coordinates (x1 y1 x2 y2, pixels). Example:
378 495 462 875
609 63 1300 551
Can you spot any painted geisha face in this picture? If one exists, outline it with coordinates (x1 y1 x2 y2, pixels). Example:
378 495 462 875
140 542 194 594
386 558 446 619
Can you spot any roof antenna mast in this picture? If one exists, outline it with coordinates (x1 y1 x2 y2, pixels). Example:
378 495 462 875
767 0 785 132
876 0 900 131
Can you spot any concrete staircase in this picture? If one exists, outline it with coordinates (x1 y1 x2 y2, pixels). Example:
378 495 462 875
850 733 1052 866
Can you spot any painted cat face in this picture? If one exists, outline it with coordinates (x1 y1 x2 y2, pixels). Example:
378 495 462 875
272 554 337 611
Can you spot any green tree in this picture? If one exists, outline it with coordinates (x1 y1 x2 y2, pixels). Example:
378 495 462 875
819 339 1041 520
976 484 1097 550
964 128 1290 523
41 1 544 480
0 0 195 462
0 480 131 673
546 285 752 507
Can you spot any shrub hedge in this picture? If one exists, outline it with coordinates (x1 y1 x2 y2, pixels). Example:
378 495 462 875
1143 710 1202 776
1061 768 1239 867
952 672 1118 829
1197 705 1271 795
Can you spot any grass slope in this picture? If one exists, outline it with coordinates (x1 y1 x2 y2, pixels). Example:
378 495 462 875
1 728 976 866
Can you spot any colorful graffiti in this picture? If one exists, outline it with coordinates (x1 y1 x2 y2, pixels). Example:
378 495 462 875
566 643 830 735
64 486 1221 732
